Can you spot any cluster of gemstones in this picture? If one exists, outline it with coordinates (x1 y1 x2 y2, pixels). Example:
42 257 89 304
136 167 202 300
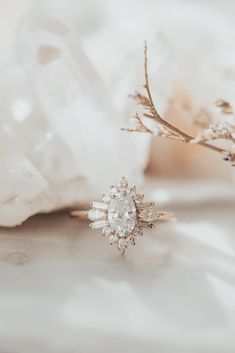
88 177 158 253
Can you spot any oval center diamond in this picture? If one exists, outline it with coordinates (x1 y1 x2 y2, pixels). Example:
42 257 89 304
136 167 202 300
108 194 137 236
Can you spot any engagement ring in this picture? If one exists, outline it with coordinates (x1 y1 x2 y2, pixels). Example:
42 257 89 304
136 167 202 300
71 177 175 254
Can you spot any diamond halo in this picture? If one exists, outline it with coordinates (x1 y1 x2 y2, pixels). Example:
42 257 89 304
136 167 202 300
88 177 158 253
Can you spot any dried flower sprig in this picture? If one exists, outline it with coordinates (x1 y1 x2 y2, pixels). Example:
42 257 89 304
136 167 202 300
192 103 235 164
192 121 235 145
122 42 235 165
128 112 153 134
215 99 233 115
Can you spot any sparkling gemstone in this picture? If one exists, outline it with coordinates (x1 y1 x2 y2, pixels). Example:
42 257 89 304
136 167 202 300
102 226 111 236
118 238 127 253
134 227 143 236
128 236 135 245
109 233 118 244
102 194 110 203
134 194 144 204
109 186 119 197
119 176 128 188
87 209 105 221
139 206 158 222
108 194 137 236
129 186 136 197
91 202 108 210
90 220 108 229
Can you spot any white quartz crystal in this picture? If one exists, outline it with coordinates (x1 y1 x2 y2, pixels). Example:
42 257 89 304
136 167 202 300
0 0 235 226
0 1 152 226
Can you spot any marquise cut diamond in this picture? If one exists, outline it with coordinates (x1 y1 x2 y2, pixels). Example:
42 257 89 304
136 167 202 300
139 206 158 222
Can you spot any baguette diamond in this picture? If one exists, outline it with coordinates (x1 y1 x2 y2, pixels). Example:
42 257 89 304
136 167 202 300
87 209 106 221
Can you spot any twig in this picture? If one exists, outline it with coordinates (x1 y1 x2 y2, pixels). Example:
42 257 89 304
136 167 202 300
122 42 235 164
123 113 153 134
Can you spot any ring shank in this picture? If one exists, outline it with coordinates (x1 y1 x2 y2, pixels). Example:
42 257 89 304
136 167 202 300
70 210 175 222
70 210 89 220
157 211 176 222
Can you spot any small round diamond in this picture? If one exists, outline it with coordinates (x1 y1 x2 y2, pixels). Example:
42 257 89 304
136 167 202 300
118 238 127 253
102 226 111 237
108 194 137 236
109 233 118 244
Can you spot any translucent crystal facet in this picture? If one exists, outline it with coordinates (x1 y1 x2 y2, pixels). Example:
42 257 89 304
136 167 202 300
108 194 137 236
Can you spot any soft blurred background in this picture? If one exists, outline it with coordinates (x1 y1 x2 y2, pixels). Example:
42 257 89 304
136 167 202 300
0 1 235 352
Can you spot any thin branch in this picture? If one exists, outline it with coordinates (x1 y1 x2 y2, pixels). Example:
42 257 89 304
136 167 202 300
121 113 153 134
122 42 235 164
143 41 227 154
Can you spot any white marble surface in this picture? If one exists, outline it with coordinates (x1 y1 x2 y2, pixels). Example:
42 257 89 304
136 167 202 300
0 187 234 353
